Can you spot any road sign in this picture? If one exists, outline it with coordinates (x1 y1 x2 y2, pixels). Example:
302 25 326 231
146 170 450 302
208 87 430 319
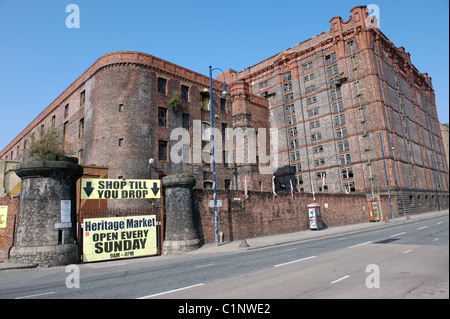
82 215 158 262
81 179 161 199
0 206 7 228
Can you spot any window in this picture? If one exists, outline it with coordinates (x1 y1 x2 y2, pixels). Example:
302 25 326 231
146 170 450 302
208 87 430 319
158 140 167 161
310 120 320 129
64 104 69 118
318 185 329 192
308 108 319 117
327 64 339 77
295 174 303 185
332 101 344 113
288 127 298 137
285 93 294 104
259 81 268 89
158 107 167 127
343 181 356 192
201 121 211 142
304 73 315 81
282 71 292 82
51 115 56 127
119 104 124 112
201 95 210 111
305 84 316 94
314 158 325 166
316 172 326 179
182 113 190 130
289 139 299 149
225 179 231 190
336 127 348 138
118 138 124 146
342 167 354 179
158 77 167 94
334 114 346 126
63 121 68 142
220 98 226 112
302 62 312 71
313 145 324 153
204 181 213 189
287 115 296 126
330 88 342 100
291 150 301 161
223 151 229 167
293 163 302 172
80 90 85 105
181 85 189 101
307 96 317 105
339 153 352 165
311 132 322 141
221 123 227 140
337 140 350 152
79 118 84 138
329 76 343 88
283 82 293 92
285 104 295 114
325 52 337 64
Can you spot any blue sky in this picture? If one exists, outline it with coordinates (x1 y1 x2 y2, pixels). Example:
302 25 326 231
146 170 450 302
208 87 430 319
0 0 448 151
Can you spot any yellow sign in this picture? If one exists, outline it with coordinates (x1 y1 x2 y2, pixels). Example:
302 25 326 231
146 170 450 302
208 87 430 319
0 206 7 228
81 179 161 199
82 215 158 262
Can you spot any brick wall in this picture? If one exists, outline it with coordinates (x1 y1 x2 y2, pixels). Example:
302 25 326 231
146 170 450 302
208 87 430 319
193 189 393 244
0 197 19 261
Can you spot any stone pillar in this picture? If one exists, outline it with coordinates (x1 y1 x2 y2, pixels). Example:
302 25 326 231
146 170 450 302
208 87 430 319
9 158 83 266
162 174 200 254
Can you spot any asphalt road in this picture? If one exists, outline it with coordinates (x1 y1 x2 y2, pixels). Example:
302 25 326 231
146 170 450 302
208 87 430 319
0 214 447 300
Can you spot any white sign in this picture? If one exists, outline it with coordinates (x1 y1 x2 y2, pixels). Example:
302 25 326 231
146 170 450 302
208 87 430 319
61 200 71 223
209 200 222 208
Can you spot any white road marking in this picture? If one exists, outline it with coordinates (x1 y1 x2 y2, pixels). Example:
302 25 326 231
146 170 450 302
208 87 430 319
137 283 204 299
403 249 413 254
195 263 215 268
417 226 428 230
15 291 55 299
274 256 316 267
331 275 350 284
347 241 371 249
390 232 406 237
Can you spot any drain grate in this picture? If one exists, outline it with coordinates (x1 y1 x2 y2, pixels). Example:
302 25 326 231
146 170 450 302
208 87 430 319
374 238 399 244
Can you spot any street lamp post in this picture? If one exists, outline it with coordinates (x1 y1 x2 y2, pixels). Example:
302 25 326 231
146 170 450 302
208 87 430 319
209 66 229 246
379 133 394 219
430 154 442 211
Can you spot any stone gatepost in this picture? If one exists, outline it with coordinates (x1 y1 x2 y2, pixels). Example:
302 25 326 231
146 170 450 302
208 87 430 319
9 157 83 266
162 174 200 254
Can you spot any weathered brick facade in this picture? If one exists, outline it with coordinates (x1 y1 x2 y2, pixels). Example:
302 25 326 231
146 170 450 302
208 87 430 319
0 197 19 261
0 52 271 210
223 6 449 212
1 6 448 214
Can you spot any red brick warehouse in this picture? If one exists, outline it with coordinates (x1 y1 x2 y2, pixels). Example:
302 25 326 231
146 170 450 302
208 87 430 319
1 6 448 214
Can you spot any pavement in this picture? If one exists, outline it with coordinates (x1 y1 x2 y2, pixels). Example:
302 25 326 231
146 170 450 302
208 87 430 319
1 209 448 271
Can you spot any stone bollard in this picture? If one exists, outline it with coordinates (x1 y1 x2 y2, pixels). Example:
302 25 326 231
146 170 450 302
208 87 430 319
162 174 200 254
9 158 83 266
